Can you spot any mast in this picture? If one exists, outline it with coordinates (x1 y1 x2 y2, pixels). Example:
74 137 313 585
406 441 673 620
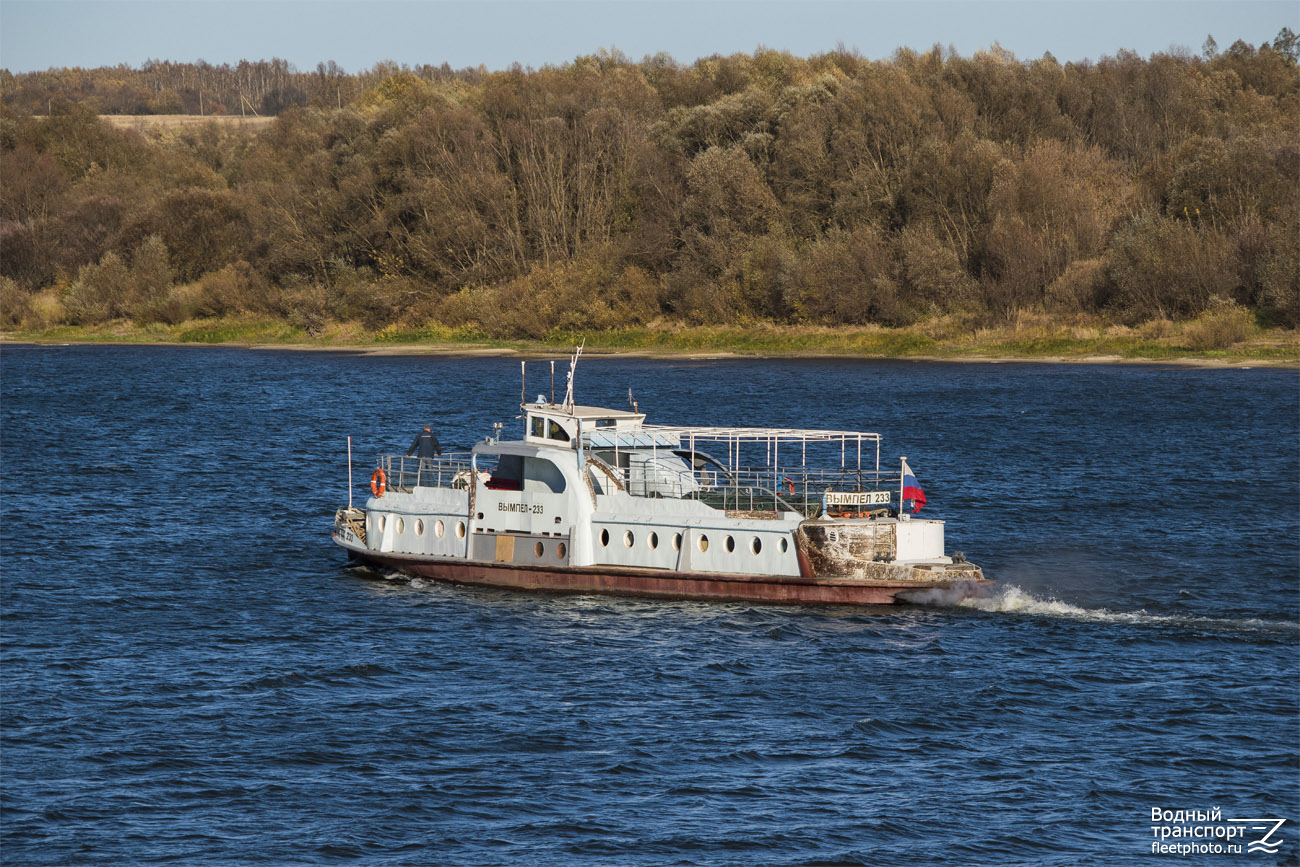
899 456 906 519
561 340 584 410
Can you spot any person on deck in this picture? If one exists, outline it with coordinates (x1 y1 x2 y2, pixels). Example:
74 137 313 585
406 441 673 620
407 424 442 459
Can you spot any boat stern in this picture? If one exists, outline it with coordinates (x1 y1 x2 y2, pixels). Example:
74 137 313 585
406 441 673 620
800 515 987 592
332 507 369 554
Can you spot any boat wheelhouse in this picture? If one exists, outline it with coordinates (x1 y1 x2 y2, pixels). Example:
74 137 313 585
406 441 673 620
332 356 986 605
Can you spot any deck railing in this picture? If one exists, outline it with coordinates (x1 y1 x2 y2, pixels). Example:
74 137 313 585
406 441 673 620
370 452 901 517
617 462 900 517
374 453 476 492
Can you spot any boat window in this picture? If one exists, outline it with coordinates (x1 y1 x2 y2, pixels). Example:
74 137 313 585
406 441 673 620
673 533 682 551
624 530 634 548
698 534 709 553
530 416 545 438
725 535 735 553
457 521 466 538
415 519 424 536
486 454 523 491
535 541 545 558
648 532 658 550
547 420 570 442
595 419 616 428
600 529 610 547
557 542 567 559
396 517 405 534
780 538 788 553
751 537 762 555
523 457 566 494
435 520 445 538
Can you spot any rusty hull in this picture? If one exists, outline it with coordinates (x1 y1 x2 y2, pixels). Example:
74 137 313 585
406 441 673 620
348 548 987 606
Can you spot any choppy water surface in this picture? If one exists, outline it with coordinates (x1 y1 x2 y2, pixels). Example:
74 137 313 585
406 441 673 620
2 346 1297 865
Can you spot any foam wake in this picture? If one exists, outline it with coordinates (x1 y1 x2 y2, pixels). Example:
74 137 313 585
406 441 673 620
906 584 1299 634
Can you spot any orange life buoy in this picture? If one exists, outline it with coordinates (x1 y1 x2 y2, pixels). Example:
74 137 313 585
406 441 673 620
783 476 795 495
370 468 387 497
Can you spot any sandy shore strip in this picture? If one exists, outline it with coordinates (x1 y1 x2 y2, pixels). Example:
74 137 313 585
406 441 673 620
5 336 1295 368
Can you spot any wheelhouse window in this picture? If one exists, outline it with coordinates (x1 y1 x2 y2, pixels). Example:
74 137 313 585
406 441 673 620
529 415 571 442
547 420 570 442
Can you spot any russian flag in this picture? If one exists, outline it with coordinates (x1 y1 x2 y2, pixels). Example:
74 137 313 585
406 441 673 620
901 458 926 512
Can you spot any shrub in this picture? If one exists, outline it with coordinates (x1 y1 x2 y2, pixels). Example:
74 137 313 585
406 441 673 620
1182 299 1255 350
435 259 663 339
272 282 330 335
785 227 908 325
154 282 205 325
1107 214 1239 322
127 235 175 322
191 261 268 317
1253 233 1299 328
0 277 32 328
328 267 415 330
63 251 131 323
1138 318 1175 339
1043 258 1107 314
898 225 979 315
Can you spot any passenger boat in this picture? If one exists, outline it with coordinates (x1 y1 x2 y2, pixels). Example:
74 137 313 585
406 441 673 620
332 350 987 605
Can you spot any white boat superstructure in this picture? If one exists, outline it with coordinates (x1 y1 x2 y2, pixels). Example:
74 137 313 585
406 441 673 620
333 356 985 605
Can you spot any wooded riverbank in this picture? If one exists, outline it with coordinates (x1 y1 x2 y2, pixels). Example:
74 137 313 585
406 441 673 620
3 41 1297 348
6 314 1296 366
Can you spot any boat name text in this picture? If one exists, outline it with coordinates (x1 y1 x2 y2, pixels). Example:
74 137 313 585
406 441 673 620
825 491 891 506
498 502 544 515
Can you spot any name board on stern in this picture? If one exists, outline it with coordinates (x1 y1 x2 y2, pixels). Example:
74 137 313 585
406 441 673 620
824 490 891 507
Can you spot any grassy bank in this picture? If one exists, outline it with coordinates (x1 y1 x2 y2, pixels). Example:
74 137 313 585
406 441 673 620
3 314 1297 365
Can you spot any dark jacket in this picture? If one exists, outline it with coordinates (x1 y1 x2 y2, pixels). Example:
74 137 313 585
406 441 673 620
407 430 441 458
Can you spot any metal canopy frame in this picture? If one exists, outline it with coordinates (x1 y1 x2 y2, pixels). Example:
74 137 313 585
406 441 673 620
577 422 886 514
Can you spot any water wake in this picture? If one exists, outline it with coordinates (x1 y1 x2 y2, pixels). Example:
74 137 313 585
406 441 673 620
906 584 1299 634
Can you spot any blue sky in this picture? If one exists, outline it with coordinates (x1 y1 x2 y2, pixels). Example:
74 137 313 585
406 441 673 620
1 0 1296 74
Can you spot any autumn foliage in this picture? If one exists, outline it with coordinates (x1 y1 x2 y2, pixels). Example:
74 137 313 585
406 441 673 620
2 36 1297 337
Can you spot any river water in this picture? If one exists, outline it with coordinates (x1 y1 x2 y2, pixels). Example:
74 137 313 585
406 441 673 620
2 345 1297 865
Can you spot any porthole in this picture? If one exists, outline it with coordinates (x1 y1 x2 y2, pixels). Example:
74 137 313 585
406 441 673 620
624 530 634 548
456 521 466 539
648 531 659 550
435 520 445 538
415 519 425 536
673 533 682 551
601 528 610 547
535 541 545 558
698 534 709 553
378 515 386 532
396 517 405 534
780 537 788 553
725 535 735 553
751 537 762 555
557 542 567 560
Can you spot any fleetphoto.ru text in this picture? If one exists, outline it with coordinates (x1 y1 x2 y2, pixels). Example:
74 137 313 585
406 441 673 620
1150 808 1288 857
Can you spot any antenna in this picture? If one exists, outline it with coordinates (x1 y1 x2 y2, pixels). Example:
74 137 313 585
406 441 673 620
550 360 555 405
520 361 525 408
628 387 638 414
561 340 584 410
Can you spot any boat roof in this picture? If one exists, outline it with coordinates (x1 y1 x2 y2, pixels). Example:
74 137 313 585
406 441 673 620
527 400 881 445
635 424 880 443
524 401 645 422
